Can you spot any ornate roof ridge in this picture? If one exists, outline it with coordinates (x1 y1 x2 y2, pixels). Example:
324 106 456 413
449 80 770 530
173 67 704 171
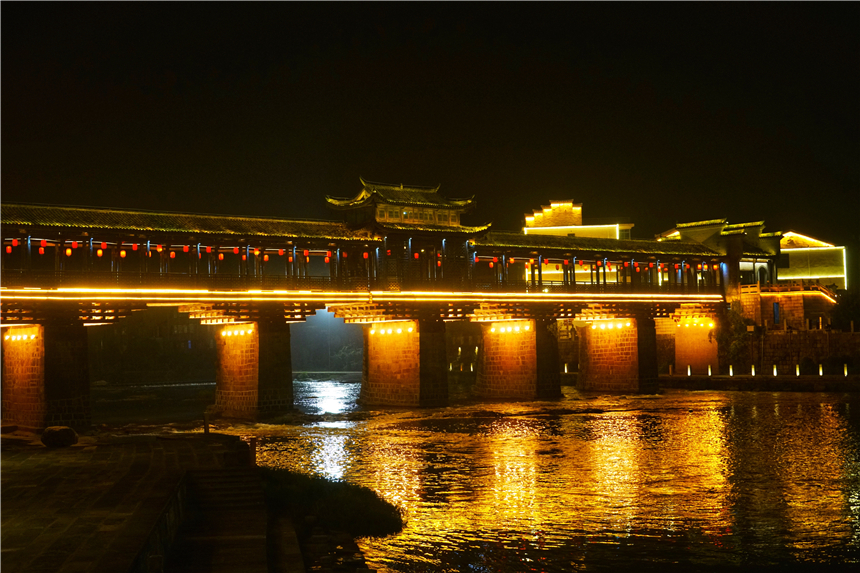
675 218 728 229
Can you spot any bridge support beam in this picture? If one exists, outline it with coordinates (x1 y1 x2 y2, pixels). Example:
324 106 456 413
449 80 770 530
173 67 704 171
475 319 561 400
674 322 718 376
2 324 91 431
578 317 658 393
214 322 292 420
359 320 447 407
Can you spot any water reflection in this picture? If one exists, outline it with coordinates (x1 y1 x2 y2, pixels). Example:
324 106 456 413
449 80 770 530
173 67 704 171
252 387 860 571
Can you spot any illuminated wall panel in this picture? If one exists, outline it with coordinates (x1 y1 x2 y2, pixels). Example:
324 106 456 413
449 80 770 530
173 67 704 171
675 322 718 375
578 318 658 393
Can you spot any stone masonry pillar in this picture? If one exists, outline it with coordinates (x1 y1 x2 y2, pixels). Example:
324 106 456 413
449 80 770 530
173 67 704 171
258 321 293 417
215 323 260 420
475 320 542 400
535 319 562 399
359 319 447 407
214 321 294 421
2 323 91 431
674 319 718 375
578 317 658 393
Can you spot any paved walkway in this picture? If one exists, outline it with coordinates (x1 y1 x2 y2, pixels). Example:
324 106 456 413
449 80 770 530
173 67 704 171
1 428 278 573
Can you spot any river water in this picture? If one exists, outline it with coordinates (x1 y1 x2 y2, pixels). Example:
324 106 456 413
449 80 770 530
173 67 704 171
248 381 860 571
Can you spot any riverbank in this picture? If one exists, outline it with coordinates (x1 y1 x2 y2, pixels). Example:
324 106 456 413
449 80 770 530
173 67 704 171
659 374 860 392
0 428 289 573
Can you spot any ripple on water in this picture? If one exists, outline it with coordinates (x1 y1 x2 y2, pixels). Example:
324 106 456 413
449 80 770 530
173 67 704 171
252 385 860 572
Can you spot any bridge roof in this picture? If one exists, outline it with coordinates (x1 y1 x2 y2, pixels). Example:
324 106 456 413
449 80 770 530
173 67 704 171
478 232 721 258
1 203 376 242
326 178 474 210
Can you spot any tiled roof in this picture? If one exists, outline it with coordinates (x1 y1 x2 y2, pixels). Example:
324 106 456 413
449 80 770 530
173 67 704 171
326 178 474 209
724 221 764 229
374 221 491 235
1 203 375 241
674 218 728 229
477 232 720 257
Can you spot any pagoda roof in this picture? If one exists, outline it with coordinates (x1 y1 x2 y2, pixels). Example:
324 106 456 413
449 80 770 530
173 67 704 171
477 232 720 257
326 178 474 209
1 203 374 242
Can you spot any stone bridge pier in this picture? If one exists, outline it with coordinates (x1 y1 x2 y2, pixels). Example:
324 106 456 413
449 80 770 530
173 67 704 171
475 319 562 400
213 321 293 420
2 323 91 431
359 320 448 407
577 317 659 393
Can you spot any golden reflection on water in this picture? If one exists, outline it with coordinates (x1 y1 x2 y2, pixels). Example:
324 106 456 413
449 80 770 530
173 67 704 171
252 391 859 571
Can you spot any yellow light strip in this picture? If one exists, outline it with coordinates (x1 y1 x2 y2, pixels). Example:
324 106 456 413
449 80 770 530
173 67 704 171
781 232 834 248
780 246 843 253
760 290 837 304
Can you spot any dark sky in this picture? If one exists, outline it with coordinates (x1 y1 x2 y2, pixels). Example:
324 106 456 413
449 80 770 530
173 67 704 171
3 4 858 248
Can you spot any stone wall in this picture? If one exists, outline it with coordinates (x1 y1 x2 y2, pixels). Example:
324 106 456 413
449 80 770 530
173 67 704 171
757 330 860 375
475 320 537 399
215 323 259 419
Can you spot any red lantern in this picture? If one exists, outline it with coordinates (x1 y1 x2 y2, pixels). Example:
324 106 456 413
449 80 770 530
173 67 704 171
206 246 212 254
636 267 640 273
597 261 602 267
41 240 47 248
65 248 72 257
233 247 239 255
100 242 106 249
649 262 654 268
343 252 348 258
219 253 224 261
264 254 269 262
5 246 10 254
254 248 260 256
38 247 44 255
242 255 247 261
624 261 629 267
72 241 78 249
326 251 332 257
492 257 498 263
170 252 176 259
324 256 330 263
674 264 680 270
530 259 535 264
556 264 560 270
303 249 309 257
12 239 18 247
606 263 611 270
155 244 163 253
510 258 515 264
132 243 138 251
182 245 188 253
147 251 152 258
198 253 202 259
97 249 103 257
489 262 494 269
658 263 663 270
120 250 126 258
414 252 419 259
697 264 702 271
387 250 391 256
579 260 583 266
363 252 369 259
437 261 441 267
288 256 293 263
634 262 638 268
713 264 719 271
278 249 284 256
564 259 569 266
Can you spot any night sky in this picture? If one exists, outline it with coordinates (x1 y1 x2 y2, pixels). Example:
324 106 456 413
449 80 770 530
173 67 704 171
3 4 858 253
